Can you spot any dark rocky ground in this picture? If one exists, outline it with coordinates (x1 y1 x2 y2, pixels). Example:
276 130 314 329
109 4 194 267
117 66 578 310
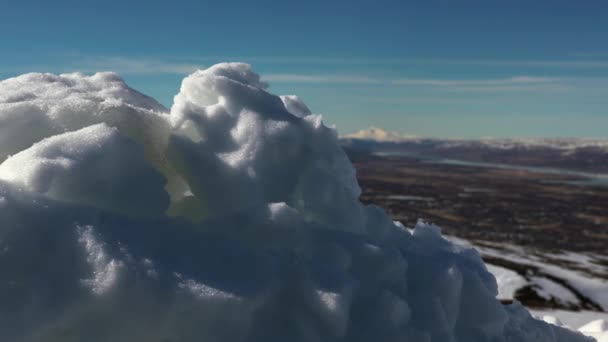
347 151 608 253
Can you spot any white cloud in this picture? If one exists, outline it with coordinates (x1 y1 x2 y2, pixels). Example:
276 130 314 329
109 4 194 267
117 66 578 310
74 56 204 74
393 76 560 87
262 73 381 84
5 54 608 77
0 55 204 75
0 54 597 94
190 56 608 69
262 73 565 92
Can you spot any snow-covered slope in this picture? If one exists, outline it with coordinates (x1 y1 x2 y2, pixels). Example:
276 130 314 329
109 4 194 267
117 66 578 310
448 237 608 313
0 64 597 341
449 236 608 341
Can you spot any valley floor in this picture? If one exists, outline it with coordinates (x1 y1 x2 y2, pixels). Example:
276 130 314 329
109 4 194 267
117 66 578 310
349 152 608 323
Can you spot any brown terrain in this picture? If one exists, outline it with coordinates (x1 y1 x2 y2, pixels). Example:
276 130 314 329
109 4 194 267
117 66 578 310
348 152 608 253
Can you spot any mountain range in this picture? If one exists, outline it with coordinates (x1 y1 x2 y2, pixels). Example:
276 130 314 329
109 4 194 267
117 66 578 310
341 127 608 173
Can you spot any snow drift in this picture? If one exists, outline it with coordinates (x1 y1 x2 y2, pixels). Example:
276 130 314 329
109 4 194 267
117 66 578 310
0 64 597 341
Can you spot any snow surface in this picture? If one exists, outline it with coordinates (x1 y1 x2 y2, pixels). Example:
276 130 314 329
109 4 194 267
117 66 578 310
485 264 527 301
450 236 608 313
532 310 608 330
534 313 608 342
531 276 581 307
0 64 597 341
579 320 608 342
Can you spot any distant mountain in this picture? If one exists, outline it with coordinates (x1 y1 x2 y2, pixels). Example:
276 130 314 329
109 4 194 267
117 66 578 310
342 127 420 142
436 137 608 152
340 127 608 173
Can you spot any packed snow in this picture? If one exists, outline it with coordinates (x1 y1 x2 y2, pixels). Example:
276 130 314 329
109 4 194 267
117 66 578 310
0 64 601 341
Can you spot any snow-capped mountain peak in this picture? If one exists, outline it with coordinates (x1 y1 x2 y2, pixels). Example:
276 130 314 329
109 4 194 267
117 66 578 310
342 127 418 142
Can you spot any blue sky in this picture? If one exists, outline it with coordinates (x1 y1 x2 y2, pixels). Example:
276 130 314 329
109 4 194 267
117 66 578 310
1 0 608 138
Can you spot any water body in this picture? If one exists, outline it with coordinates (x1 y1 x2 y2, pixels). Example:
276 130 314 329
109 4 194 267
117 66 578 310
373 151 608 187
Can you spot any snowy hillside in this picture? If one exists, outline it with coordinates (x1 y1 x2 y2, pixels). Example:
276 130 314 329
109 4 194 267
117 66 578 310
448 236 608 328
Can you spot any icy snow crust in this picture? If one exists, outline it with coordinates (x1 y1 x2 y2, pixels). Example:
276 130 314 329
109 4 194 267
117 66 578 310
0 64 594 341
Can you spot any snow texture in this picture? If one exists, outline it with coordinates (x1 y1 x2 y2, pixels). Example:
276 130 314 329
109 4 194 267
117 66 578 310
485 264 528 301
579 319 608 342
0 64 596 341
536 314 608 342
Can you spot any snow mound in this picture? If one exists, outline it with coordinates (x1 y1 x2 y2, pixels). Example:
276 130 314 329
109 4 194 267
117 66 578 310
0 124 168 218
0 63 594 341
